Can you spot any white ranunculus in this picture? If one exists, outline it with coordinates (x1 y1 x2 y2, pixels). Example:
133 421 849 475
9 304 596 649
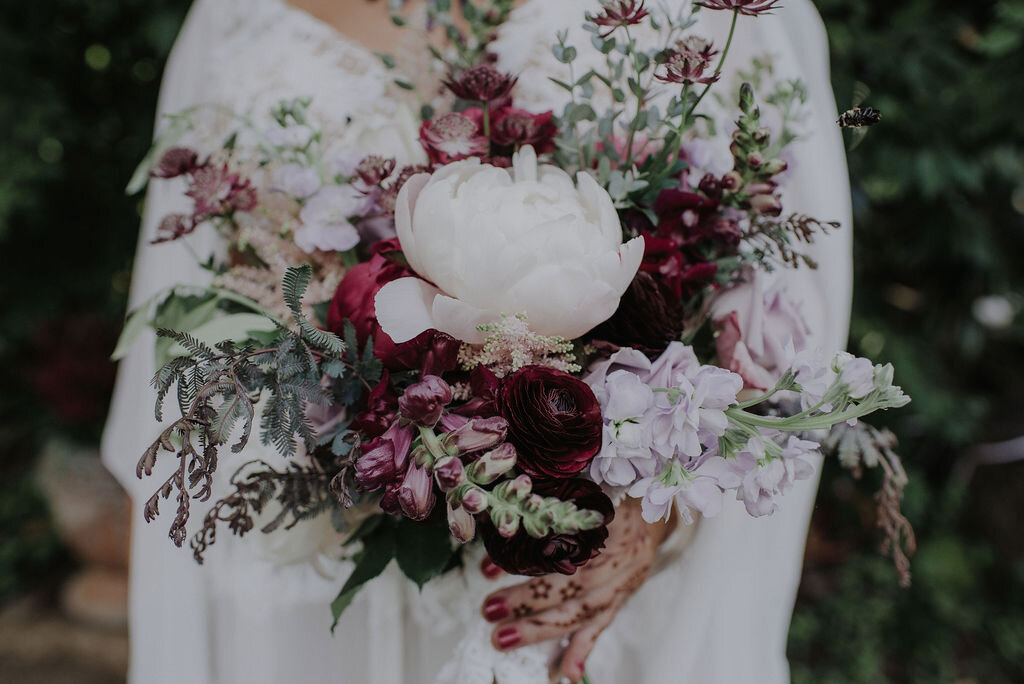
374 146 644 345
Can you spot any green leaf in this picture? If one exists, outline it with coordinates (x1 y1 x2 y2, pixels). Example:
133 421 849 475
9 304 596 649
343 514 386 547
330 521 396 631
165 313 277 359
394 517 455 590
112 302 153 361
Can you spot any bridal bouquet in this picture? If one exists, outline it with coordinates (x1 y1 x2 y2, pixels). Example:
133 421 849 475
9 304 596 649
118 0 915 628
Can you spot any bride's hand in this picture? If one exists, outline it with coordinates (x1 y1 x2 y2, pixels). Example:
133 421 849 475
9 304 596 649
479 497 677 682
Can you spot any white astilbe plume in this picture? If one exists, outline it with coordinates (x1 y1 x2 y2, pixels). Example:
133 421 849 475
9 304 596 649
458 313 581 378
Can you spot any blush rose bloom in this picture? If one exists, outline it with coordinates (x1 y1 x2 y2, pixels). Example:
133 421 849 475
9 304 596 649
374 145 644 344
711 270 811 391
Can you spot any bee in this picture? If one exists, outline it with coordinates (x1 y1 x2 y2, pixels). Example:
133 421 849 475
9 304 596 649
838 106 882 128
838 82 882 149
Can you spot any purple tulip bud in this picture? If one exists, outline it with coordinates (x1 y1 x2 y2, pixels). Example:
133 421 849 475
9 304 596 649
720 171 743 192
354 438 396 491
433 455 467 492
446 502 476 543
491 508 521 539
466 443 518 485
447 416 508 454
398 375 453 426
459 485 489 514
397 462 436 521
748 193 783 216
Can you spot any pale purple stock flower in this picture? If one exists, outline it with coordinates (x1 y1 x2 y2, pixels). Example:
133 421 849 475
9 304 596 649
733 433 818 517
295 185 363 253
835 353 876 399
271 163 321 199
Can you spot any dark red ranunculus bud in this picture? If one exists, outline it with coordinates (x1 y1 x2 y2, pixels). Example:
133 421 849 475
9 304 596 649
590 271 685 354
479 479 614 576
498 366 603 479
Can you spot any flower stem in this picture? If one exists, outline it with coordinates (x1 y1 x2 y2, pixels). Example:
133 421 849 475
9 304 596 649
688 8 739 117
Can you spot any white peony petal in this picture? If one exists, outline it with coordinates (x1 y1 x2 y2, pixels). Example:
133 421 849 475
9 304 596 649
576 170 622 246
431 294 494 345
394 173 432 275
374 277 441 344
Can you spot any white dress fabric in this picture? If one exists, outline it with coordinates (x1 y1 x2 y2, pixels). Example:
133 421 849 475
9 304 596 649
102 1 852 682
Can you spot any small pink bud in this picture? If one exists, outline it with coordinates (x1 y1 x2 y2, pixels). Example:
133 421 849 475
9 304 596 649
433 456 467 492
721 171 743 191
459 485 489 514
447 502 476 543
467 443 517 485
748 193 783 216
745 181 776 196
491 509 520 539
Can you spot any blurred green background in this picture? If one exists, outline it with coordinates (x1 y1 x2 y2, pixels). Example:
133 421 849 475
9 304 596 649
0 0 1022 681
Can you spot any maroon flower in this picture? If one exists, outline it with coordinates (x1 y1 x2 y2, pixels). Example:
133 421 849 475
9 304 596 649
326 238 461 375
355 155 397 187
185 163 257 217
698 0 781 16
152 146 200 178
498 366 603 479
419 113 489 165
657 38 719 86
152 213 196 244
354 422 413 491
590 271 685 354
588 0 650 38
397 461 436 521
444 65 518 103
351 372 398 439
490 107 558 154
479 479 614 576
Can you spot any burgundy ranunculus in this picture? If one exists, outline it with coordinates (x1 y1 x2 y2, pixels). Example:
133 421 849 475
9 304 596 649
498 366 603 478
479 479 614 576
326 238 461 375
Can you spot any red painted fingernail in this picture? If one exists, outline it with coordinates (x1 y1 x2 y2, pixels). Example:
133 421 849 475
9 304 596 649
483 596 509 622
496 626 521 650
480 557 502 579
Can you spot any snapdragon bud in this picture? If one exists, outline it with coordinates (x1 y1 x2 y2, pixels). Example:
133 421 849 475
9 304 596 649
354 438 396 491
446 502 476 543
397 462 436 521
447 416 508 453
466 443 517 485
398 375 453 426
721 170 743 192
748 193 782 216
761 158 788 175
494 474 533 503
457 484 489 514
490 508 521 539
433 455 467 492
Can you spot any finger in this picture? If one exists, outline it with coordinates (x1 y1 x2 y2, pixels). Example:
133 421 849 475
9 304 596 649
490 582 619 652
481 555 630 624
557 594 626 682
480 555 504 580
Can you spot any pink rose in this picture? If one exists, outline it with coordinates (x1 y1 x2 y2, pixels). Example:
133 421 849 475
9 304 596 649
711 271 811 391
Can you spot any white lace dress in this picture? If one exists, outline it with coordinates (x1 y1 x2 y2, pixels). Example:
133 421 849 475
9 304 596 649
102 1 852 682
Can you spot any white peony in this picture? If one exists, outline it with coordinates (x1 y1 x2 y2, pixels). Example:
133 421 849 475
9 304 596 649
374 146 644 345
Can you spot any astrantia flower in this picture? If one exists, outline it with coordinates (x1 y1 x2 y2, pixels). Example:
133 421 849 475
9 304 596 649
152 146 199 179
657 38 720 86
355 155 397 188
499 366 603 478
419 113 489 165
490 108 558 154
444 65 517 102
479 479 614 576
588 0 650 38
186 163 257 217
698 0 781 16
374 146 644 344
